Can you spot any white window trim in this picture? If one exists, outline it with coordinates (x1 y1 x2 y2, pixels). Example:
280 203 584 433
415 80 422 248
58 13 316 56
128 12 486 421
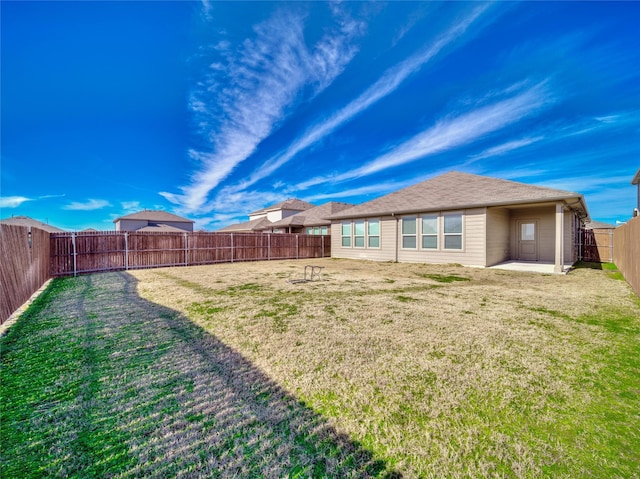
341 222 352 248
367 218 381 249
443 211 464 251
421 214 439 250
354 220 365 248
401 216 418 250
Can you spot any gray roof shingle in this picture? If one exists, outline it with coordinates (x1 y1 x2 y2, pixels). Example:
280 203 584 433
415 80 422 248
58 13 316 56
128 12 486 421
330 171 587 219
249 199 315 216
114 210 194 224
268 202 355 228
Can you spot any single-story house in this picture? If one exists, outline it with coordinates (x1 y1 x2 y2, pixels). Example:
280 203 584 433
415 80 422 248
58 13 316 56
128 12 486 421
114 210 194 232
0 215 65 233
329 171 590 273
264 202 355 234
218 198 316 233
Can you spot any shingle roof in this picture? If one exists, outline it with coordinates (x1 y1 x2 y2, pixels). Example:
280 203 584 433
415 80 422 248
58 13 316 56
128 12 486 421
330 172 588 219
217 217 272 232
249 199 315 216
137 224 191 233
0 215 65 233
113 210 194 223
584 220 616 230
268 202 355 228
632 168 640 185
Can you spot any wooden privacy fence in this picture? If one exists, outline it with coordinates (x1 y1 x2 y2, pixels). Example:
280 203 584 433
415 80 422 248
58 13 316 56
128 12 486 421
50 231 331 277
1 225 50 324
613 216 640 297
578 228 615 263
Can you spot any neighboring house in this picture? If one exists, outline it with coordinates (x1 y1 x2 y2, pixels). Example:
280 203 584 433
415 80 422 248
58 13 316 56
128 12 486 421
265 202 355 234
218 198 315 233
114 210 194 232
329 171 590 273
0 215 65 233
248 198 315 222
632 168 640 214
218 217 272 233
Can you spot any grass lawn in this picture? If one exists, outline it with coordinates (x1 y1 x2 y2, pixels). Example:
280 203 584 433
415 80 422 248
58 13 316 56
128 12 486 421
2 259 639 478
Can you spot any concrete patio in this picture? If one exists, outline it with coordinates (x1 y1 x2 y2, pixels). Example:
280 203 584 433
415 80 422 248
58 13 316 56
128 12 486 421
488 261 571 274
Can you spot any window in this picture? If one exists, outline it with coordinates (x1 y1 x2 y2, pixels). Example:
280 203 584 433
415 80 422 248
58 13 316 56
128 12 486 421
402 217 417 249
321 226 328 235
421 215 438 249
314 226 320 235
341 222 351 247
368 219 380 248
521 223 535 241
354 220 365 247
443 213 463 250
306 227 313 235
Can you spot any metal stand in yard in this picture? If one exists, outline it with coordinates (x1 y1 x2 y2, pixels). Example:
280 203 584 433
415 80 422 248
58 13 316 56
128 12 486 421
288 265 324 284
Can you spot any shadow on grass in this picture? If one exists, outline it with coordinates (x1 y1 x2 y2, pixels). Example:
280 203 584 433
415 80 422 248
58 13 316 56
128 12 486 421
1 272 399 478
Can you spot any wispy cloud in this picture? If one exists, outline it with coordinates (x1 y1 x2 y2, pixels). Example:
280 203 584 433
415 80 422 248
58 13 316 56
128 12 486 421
228 3 492 194
64 199 111 211
467 136 544 162
297 80 553 189
161 6 364 214
0 193 65 209
0 196 33 208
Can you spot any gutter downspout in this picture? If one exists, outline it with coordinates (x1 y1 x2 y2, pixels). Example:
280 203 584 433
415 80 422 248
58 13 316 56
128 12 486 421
392 213 399 263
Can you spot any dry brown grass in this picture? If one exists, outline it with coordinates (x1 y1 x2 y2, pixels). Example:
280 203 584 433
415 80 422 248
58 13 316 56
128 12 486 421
128 258 640 478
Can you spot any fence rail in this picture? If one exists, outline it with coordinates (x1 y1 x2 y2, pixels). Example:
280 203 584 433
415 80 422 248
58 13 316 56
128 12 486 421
50 231 330 277
1 225 50 324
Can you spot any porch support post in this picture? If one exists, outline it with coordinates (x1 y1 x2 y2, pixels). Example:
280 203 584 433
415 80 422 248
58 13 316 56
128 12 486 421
554 202 564 273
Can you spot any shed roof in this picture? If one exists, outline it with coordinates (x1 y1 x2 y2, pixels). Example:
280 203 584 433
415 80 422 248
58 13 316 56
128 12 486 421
113 210 194 224
330 171 589 219
632 168 640 185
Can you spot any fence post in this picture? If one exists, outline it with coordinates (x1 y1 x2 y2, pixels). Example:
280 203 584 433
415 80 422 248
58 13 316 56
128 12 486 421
230 233 234 263
608 229 613 263
124 232 129 271
184 232 188 266
72 232 77 277
321 235 324 258
296 234 299 259
268 233 271 261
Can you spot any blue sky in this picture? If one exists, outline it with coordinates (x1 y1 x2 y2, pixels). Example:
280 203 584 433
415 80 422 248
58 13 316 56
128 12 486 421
1 1 639 231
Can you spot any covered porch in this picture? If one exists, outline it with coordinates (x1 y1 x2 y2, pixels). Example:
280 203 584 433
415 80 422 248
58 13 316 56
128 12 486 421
487 201 585 274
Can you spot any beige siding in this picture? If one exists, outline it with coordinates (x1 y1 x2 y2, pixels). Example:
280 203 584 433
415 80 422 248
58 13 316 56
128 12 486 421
331 217 396 261
397 208 486 266
116 219 147 231
510 206 555 262
486 207 510 266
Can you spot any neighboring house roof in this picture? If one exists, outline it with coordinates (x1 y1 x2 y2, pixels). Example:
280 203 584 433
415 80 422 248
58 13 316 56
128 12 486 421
268 202 355 228
584 220 616 230
0 215 65 233
113 210 194 224
137 224 190 233
217 217 272 232
632 168 640 185
249 198 315 216
330 172 590 220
